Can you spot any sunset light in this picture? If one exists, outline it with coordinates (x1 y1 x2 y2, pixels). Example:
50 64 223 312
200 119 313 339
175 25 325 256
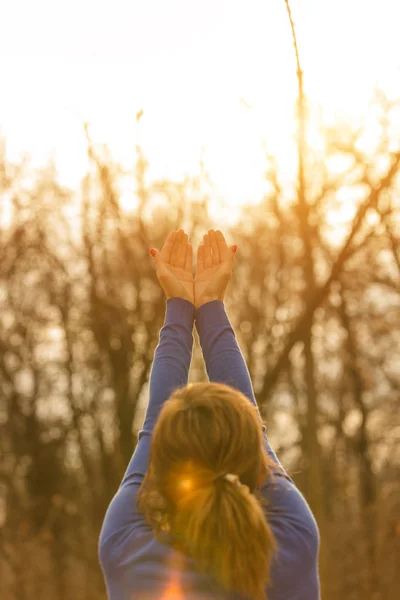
1 0 399 217
1 3 400 600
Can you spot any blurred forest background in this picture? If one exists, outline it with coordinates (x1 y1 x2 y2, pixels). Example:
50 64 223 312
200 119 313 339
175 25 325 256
1 2 400 600
1 96 399 600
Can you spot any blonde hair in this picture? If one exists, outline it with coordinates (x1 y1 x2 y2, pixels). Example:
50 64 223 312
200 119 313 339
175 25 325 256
137 382 278 600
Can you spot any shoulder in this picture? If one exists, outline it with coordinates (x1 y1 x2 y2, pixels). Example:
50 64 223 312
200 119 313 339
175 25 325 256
260 476 320 561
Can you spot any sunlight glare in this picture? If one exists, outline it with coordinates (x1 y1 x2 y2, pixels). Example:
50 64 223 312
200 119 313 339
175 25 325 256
161 574 185 600
325 187 358 228
0 0 399 225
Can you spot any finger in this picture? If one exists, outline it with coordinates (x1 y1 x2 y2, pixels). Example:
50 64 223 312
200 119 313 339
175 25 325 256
227 245 238 266
203 233 213 269
171 229 184 266
161 230 178 263
208 229 220 265
184 241 193 274
215 230 230 260
196 243 205 274
149 247 162 268
176 231 188 269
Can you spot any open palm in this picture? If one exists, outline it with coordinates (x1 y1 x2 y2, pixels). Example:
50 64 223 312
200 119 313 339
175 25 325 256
151 230 194 304
194 229 236 309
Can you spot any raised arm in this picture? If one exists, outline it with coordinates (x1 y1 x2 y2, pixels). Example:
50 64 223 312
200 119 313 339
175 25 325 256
194 230 291 478
99 232 195 561
121 297 194 484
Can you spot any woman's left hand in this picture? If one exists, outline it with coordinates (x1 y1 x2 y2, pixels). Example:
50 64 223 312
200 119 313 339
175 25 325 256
149 229 194 305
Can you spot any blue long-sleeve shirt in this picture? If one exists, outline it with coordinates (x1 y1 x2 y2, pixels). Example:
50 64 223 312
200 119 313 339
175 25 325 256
99 298 321 599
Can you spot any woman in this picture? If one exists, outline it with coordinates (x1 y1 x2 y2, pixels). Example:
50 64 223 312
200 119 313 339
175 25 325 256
99 229 321 600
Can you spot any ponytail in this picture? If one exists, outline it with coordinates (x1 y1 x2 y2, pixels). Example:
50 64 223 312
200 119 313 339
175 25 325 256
169 470 277 599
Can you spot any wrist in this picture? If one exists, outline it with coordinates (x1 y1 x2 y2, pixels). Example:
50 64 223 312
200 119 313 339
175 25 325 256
195 297 221 310
167 295 194 305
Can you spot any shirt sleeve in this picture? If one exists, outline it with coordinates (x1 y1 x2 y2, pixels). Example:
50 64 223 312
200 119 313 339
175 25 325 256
195 300 292 481
98 297 194 560
125 297 194 481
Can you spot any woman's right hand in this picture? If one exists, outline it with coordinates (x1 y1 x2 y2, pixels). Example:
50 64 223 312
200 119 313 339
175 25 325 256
194 229 238 310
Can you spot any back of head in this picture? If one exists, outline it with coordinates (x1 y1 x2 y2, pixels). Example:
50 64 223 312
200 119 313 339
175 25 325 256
137 382 277 600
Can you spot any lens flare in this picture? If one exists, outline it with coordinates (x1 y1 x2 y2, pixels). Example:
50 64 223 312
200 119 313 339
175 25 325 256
160 553 186 599
160 576 185 600
178 477 194 493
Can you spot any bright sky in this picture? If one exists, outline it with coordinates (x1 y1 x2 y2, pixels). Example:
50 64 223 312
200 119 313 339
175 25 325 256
1 0 399 223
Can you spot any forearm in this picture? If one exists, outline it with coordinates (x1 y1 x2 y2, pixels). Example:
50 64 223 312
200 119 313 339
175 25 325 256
195 300 261 415
142 297 194 433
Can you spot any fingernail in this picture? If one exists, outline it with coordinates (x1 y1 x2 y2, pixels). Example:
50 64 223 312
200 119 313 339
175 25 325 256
149 248 156 257
233 245 238 253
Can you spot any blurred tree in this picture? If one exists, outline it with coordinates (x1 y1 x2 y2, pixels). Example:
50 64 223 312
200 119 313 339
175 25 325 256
0 84 399 600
